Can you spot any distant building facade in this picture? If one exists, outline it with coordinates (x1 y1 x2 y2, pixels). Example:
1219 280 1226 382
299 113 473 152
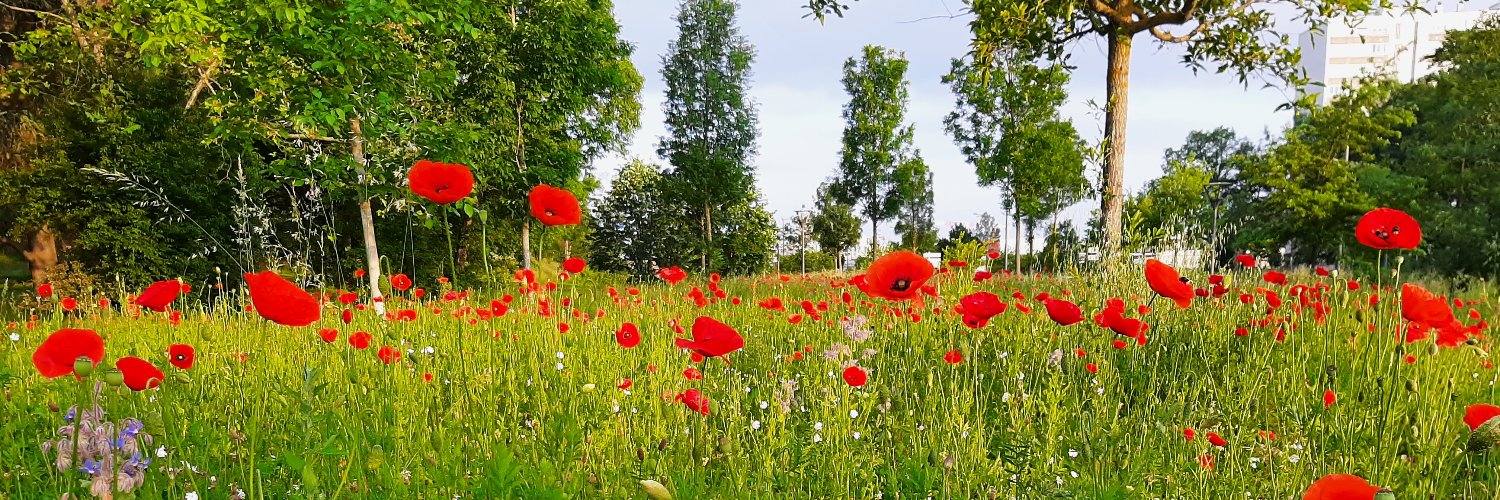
1299 4 1497 105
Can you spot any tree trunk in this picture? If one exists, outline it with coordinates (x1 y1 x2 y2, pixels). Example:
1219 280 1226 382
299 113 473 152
22 225 58 284
870 217 879 257
521 220 532 270
703 204 713 274
1013 209 1022 275
350 118 385 314
1101 28 1133 260
563 240 571 260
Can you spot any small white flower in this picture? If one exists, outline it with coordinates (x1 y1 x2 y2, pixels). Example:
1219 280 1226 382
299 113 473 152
1002 392 1012 403
1017 373 1024 380
555 362 564 371
1070 471 1078 478
7 332 17 342
744 387 751 393
814 421 824 431
853 431 861 439
1291 443 1304 451
1068 449 1078 458
1289 454 1301 463
999 351 1009 359
1096 387 1105 396
759 401 769 409
849 409 859 419
751 420 761 430
813 433 823 443
421 346 435 354
156 446 168 458
1055 476 1063 486
556 352 565 359
186 493 199 500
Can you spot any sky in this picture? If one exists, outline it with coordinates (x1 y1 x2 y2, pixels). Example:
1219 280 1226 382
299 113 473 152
595 1 1302 252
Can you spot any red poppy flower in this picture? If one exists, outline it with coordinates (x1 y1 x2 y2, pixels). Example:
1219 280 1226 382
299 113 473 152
1263 270 1288 285
864 251 935 301
1465 404 1500 431
1303 474 1379 500
1355 207 1421 250
341 309 354 324
563 257 587 274
1145 259 1194 309
318 328 339 343
1401 283 1455 325
60 297 77 311
1315 266 1331 277
134 280 184 312
658 266 687 285
675 388 711 416
948 260 967 268
1085 363 1098 373
37 283 53 298
116 357 164 391
758 297 785 311
1234 254 1256 267
349 331 373 350
244 271 320 327
1207 432 1227 447
616 322 641 349
167 344 195 370
959 292 1005 321
1183 428 1196 441
377 345 401 364
1197 454 1215 470
407 160 474 205
1323 389 1337 409
390 274 413 292
32 328 105 378
943 349 963 364
529 184 582 226
618 378 633 390
683 367 703 380
842 366 868 387
1043 299 1084 326
675 316 744 360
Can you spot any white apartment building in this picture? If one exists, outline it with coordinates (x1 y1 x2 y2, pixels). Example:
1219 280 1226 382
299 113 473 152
1298 3 1499 105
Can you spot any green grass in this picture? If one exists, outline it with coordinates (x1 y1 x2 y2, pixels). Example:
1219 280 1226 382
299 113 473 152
1 266 1497 499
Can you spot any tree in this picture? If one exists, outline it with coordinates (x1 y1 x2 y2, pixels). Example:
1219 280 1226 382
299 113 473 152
945 50 1084 273
809 182 862 268
830 45 915 255
937 223 981 254
658 0 759 274
1381 18 1500 276
448 1 642 271
892 154 937 252
1234 78 1413 264
590 160 693 279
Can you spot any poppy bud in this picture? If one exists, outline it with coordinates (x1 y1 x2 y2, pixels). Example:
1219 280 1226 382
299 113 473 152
717 436 734 454
1404 379 1417 393
1469 416 1500 452
47 401 59 412
636 447 646 462
101 368 125 387
73 356 95 377
1374 489 1395 500
582 383 596 393
639 479 673 500
173 371 192 385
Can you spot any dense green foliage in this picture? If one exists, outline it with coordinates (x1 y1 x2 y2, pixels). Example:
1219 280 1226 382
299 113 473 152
1126 19 1500 278
830 45 922 254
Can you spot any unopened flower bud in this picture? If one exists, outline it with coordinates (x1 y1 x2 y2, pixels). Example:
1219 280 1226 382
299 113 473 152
639 479 672 500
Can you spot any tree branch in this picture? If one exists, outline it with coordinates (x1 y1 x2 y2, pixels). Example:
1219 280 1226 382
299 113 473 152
184 59 220 110
0 1 67 23
1087 0 1133 26
1127 0 1201 34
284 133 342 142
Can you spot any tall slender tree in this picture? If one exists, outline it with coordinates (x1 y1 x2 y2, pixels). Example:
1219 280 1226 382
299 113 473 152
657 0 760 273
830 45 915 255
892 153 937 252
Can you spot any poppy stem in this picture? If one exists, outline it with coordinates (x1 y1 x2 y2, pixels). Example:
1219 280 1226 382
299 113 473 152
443 208 458 285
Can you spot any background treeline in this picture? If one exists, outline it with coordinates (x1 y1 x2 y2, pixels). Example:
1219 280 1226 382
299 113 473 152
1121 17 1500 281
0 0 779 291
